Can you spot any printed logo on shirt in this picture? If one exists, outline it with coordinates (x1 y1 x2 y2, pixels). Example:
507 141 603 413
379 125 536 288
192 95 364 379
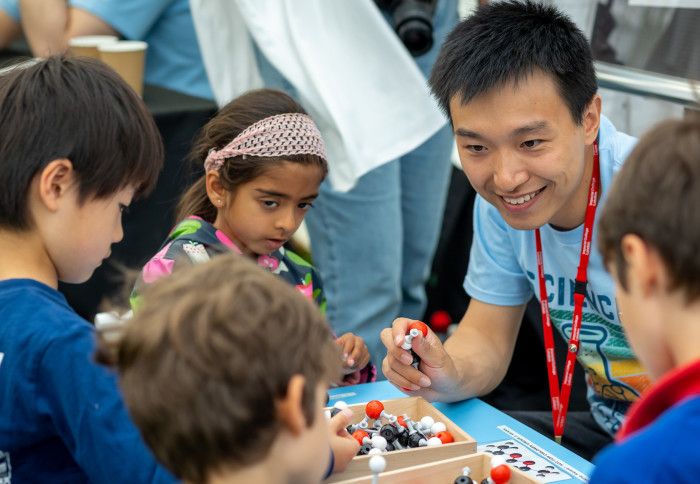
526 271 616 320
549 309 650 403
0 450 11 484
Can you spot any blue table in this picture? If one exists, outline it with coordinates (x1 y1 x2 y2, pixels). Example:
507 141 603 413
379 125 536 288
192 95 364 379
329 381 594 483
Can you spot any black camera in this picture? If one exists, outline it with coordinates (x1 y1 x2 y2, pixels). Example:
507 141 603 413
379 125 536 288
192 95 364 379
375 0 436 57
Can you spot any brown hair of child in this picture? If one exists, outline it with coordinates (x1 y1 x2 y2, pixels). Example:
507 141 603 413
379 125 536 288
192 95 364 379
110 253 342 484
0 54 163 229
598 118 700 302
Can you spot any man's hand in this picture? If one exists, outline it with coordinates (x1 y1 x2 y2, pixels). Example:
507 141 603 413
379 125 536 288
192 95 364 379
380 318 462 402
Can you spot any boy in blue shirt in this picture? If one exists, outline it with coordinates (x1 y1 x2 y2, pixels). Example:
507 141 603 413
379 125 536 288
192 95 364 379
592 119 700 482
0 55 176 482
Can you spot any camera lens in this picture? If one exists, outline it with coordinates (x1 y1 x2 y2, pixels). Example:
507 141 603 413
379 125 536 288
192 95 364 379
393 1 434 56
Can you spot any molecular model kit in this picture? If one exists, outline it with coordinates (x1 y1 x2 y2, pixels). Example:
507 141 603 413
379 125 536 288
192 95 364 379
324 397 544 484
345 399 457 454
324 396 475 483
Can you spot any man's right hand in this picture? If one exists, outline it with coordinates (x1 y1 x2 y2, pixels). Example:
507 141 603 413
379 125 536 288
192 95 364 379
380 317 463 402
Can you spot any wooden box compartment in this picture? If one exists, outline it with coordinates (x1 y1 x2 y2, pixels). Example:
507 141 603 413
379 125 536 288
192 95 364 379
332 452 544 484
325 396 477 484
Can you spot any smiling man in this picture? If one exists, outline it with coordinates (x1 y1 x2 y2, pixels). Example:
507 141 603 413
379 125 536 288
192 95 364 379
381 0 646 462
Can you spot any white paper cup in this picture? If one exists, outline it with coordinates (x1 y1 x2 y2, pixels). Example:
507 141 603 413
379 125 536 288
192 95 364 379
98 41 148 97
68 35 119 59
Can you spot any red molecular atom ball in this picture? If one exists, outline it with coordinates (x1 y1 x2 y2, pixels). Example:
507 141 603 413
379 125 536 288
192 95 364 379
352 430 369 445
397 415 408 427
435 430 454 444
366 400 385 420
490 464 511 484
409 321 429 338
429 310 451 333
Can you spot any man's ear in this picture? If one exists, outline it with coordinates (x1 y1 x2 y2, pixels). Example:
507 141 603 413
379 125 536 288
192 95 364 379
205 171 227 208
583 94 602 146
37 159 75 212
621 234 665 298
276 375 308 437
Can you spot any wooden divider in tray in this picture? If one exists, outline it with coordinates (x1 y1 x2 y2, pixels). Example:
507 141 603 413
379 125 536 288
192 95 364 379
334 452 544 484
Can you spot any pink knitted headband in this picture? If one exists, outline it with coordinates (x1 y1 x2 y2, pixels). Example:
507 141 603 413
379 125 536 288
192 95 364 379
204 113 327 173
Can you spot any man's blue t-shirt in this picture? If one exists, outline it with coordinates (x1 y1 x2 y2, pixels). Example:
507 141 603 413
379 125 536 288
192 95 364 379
0 279 176 483
464 115 646 436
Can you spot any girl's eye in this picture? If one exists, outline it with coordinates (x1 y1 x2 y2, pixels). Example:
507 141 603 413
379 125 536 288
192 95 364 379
298 202 313 210
466 144 487 153
262 200 278 208
522 139 541 148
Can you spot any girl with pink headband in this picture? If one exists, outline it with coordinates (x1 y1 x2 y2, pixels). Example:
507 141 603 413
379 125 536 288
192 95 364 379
131 89 375 386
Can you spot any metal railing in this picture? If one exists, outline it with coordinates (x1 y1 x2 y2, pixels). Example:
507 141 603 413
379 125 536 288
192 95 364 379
596 61 699 114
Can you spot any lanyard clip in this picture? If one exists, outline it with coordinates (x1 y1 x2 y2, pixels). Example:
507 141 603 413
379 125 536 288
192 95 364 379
573 279 588 296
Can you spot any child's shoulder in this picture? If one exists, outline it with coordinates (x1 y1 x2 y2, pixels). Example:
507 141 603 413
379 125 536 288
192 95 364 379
0 279 94 360
260 247 319 276
0 278 91 342
279 246 315 270
593 395 700 482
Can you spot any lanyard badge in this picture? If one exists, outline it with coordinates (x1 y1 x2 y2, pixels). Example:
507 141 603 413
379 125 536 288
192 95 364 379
535 142 600 444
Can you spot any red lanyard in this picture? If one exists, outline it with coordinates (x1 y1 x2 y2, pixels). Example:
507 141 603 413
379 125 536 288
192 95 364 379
535 142 599 444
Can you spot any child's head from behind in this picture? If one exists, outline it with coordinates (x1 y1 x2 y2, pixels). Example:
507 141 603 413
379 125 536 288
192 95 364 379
598 119 700 378
429 0 597 125
0 55 163 282
115 253 342 484
177 89 328 258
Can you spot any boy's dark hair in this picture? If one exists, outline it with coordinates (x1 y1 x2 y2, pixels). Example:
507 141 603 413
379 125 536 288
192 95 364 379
598 119 700 302
112 253 341 484
429 0 598 124
0 55 164 230
176 89 328 223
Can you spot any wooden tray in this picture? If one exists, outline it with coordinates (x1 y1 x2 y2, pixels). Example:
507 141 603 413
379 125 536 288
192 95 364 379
325 396 477 483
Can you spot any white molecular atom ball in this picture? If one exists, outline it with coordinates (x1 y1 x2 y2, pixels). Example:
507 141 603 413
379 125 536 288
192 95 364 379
430 421 447 434
369 454 387 473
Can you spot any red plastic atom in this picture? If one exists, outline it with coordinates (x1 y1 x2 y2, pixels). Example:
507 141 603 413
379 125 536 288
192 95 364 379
435 430 454 444
490 464 511 484
429 310 451 333
397 415 408 427
365 400 384 420
409 320 429 338
352 430 369 445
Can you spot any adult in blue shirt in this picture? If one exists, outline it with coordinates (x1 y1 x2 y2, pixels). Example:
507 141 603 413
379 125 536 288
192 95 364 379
382 1 646 462
0 0 213 100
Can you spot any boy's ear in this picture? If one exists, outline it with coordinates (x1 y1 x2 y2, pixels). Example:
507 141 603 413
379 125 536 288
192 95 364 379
37 159 75 212
276 374 308 437
205 171 227 207
583 94 602 146
621 234 665 297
